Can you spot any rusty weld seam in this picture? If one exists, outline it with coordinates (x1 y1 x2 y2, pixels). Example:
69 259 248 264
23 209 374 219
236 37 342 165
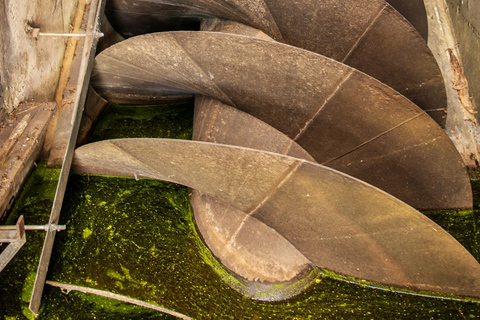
341 4 387 63
106 140 162 180
227 159 303 245
294 69 354 141
166 33 239 108
321 112 425 165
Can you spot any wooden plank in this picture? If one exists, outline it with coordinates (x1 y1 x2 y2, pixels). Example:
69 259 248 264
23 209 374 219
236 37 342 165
0 103 56 219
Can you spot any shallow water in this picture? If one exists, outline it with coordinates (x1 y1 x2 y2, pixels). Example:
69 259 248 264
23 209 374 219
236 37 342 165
1 101 479 319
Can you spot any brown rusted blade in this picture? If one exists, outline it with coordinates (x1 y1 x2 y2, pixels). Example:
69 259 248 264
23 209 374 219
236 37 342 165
73 138 480 299
193 96 315 161
190 189 318 301
104 0 445 121
192 96 318 299
91 31 471 209
384 0 428 40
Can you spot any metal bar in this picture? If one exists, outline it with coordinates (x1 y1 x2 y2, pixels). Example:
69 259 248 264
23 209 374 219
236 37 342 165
0 216 26 272
0 229 18 242
37 32 104 38
0 216 25 243
28 0 106 316
0 225 66 232
28 26 104 39
24 225 66 231
47 281 193 319
0 241 26 272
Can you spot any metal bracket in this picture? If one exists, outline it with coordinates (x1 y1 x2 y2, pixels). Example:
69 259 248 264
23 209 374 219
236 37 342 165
0 216 26 272
0 216 66 273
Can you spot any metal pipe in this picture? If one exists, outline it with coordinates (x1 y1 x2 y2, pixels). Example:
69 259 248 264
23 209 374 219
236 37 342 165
36 31 104 38
0 225 66 232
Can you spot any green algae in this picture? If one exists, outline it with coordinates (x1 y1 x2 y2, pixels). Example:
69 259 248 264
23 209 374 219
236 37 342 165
45 175 480 319
0 166 167 320
82 228 93 239
87 100 194 143
38 288 174 320
195 229 321 302
2 101 480 319
0 165 58 319
421 179 480 263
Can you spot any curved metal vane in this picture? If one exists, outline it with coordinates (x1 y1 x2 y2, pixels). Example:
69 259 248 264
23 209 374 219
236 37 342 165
104 0 445 121
384 0 428 40
192 96 317 297
193 96 315 162
73 138 480 299
91 31 472 209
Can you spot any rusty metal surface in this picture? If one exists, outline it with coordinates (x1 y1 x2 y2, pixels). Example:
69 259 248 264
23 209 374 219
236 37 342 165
191 24 316 291
340 5 441 123
193 96 315 161
190 24 318 294
192 97 317 298
191 189 318 301
191 99 472 295
104 0 445 121
0 216 26 272
104 0 200 36
190 189 313 283
385 0 428 40
73 138 480 298
91 31 471 209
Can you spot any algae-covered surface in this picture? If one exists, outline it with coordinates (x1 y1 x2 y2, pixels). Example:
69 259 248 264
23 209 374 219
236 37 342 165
0 166 59 319
1 102 480 319
87 100 194 143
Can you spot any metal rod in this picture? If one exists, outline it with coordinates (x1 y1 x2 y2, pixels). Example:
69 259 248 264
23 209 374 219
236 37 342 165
0 225 66 231
25 225 66 231
0 240 26 272
0 216 26 272
28 0 106 316
46 281 192 319
37 32 104 38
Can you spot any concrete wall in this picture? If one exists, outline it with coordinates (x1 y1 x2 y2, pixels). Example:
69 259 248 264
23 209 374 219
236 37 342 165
0 0 78 112
424 0 480 169
445 0 480 117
